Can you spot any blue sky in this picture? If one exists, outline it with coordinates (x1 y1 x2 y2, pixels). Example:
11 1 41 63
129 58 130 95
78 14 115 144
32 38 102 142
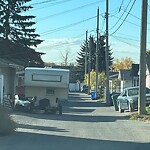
26 0 150 64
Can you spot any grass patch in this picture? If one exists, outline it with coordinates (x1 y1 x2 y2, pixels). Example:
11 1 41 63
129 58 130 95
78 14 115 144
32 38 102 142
130 107 150 122
0 106 17 136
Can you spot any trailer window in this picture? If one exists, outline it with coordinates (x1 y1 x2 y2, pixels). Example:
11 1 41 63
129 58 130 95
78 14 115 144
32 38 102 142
32 74 61 82
46 88 55 95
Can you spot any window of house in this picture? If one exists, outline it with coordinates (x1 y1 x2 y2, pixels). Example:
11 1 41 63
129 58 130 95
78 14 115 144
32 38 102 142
46 88 55 95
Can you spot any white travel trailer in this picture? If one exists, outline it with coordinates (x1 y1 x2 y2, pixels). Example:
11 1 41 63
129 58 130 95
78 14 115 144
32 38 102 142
24 67 69 108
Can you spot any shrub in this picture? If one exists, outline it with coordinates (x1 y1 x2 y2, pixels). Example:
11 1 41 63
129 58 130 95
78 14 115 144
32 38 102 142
146 107 150 114
0 106 16 136
130 109 150 122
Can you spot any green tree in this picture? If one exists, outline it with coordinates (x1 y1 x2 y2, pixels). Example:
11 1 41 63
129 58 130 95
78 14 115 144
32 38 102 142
76 39 88 82
0 0 43 47
146 49 150 56
0 40 45 67
76 35 113 82
0 0 44 67
84 70 106 96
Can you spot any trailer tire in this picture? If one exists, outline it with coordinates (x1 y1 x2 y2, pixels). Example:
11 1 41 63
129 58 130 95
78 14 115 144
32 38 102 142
58 104 62 115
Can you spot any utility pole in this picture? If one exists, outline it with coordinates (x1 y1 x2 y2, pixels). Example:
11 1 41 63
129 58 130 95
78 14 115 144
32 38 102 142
138 0 148 115
88 36 92 94
85 30 88 76
95 7 99 99
105 0 110 105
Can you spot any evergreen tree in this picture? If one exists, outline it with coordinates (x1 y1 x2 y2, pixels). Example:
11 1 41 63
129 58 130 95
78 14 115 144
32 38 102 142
0 0 44 67
0 0 43 47
76 36 96 82
76 40 86 82
97 35 113 72
0 40 45 67
76 35 113 82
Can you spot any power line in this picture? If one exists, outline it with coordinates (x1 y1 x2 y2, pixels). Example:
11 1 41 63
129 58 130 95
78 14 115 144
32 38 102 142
111 35 150 44
30 0 72 11
111 14 140 27
109 0 131 31
108 7 121 17
37 29 95 50
111 13 150 31
31 0 68 6
40 16 96 36
119 0 124 12
110 0 137 36
36 1 101 22
120 8 150 25
111 35 139 48
113 32 139 38
100 17 105 33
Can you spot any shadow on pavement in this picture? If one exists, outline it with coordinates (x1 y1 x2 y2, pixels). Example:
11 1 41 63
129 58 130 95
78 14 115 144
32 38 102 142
12 111 129 123
11 92 129 123
17 123 69 133
65 100 108 107
0 131 149 150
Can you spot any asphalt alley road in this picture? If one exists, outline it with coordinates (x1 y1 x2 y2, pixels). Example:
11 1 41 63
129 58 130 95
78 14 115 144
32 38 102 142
0 92 150 150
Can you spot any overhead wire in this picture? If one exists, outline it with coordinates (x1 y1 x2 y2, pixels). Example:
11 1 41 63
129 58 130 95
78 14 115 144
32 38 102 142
109 0 132 31
111 15 140 27
37 29 95 50
111 35 139 48
120 8 150 25
111 35 150 44
31 0 58 6
29 0 72 11
110 0 137 36
36 0 101 22
40 16 97 36
119 0 124 12
100 17 105 33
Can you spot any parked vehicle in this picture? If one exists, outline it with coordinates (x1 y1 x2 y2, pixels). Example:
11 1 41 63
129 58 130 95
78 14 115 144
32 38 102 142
111 92 120 109
24 67 69 114
116 86 150 113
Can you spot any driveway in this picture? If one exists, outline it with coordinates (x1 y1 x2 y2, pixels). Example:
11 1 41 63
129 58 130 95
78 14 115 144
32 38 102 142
0 92 150 150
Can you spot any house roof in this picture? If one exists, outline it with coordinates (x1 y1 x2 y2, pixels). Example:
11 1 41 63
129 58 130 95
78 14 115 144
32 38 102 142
118 69 132 80
0 58 23 69
109 72 119 79
130 64 139 77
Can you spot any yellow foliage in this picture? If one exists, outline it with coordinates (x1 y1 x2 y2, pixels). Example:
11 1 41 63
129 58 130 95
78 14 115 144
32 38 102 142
84 70 105 90
111 57 134 71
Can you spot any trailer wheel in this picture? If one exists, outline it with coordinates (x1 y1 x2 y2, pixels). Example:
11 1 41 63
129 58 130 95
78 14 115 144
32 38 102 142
58 104 62 115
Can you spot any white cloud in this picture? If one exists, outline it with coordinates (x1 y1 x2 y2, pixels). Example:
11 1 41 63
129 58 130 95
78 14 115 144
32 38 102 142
35 38 83 64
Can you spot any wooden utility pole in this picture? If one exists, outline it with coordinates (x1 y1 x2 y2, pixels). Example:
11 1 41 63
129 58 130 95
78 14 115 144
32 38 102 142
138 0 148 115
95 8 99 98
88 36 92 94
85 30 88 75
105 0 110 105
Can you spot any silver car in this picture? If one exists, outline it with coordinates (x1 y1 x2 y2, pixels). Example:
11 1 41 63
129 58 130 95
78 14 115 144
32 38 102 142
117 87 150 113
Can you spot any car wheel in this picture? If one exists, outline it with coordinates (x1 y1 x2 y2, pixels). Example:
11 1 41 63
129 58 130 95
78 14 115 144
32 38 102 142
128 102 134 112
118 102 124 113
